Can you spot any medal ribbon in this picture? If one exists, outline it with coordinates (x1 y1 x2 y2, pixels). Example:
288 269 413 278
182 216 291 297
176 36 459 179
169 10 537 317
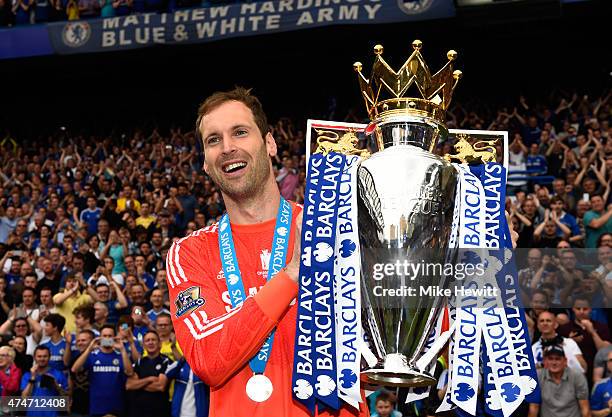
218 196 292 375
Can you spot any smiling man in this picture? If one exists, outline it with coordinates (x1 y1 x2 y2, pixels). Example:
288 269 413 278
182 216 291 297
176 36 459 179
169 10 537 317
528 344 590 417
166 87 366 416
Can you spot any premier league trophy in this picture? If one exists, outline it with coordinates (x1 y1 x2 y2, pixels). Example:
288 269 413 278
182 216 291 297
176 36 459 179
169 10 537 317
294 40 537 416
354 40 461 387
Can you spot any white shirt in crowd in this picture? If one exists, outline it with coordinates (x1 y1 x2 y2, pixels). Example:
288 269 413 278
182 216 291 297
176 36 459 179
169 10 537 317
532 337 585 373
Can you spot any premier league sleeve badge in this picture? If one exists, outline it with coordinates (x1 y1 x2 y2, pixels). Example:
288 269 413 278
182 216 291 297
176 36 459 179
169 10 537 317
175 286 206 318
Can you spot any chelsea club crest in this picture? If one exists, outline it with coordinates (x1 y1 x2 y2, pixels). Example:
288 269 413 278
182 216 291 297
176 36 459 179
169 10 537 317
62 22 91 48
397 0 434 15
175 286 206 317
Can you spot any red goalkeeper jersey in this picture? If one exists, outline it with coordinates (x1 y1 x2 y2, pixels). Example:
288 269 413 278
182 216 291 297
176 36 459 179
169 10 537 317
166 202 367 417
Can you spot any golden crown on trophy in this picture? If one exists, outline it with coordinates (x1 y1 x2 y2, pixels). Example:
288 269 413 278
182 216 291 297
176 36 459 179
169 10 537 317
353 40 462 127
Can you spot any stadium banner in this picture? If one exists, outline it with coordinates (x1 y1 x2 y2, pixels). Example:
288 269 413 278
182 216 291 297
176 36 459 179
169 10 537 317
45 0 455 55
0 25 54 60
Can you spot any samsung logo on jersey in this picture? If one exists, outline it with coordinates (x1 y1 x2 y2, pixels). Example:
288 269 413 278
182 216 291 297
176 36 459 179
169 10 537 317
93 365 120 372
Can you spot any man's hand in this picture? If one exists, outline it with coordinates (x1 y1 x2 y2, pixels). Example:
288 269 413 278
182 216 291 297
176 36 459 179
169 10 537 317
88 337 101 352
113 336 125 351
506 210 519 249
64 329 72 345
580 319 595 334
569 330 584 344
284 212 303 283
30 363 38 376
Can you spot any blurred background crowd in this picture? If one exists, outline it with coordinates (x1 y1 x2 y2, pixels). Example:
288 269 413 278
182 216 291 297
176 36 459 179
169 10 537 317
0 0 237 26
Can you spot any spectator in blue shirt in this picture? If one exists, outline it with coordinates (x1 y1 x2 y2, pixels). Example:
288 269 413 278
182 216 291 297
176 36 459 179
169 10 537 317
3 254 23 287
20 345 68 417
161 358 209 417
40 314 67 373
591 350 612 417
90 278 129 325
0 206 18 243
371 390 402 417
79 197 102 237
117 315 143 363
177 182 197 229
146 288 170 323
527 143 548 175
131 305 150 344
550 196 580 238
71 324 134 416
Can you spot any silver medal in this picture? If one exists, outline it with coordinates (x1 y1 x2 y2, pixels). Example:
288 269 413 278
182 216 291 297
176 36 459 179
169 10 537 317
245 373 273 402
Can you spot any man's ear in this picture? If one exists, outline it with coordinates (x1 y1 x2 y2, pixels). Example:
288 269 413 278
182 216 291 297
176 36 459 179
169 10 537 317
266 132 278 157
203 160 209 175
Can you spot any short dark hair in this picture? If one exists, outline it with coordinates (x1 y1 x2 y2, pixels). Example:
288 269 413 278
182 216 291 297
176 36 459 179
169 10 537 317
573 295 591 306
375 390 397 406
156 313 172 322
45 314 66 333
117 315 134 329
597 233 612 247
13 317 29 331
22 287 36 296
78 329 96 340
34 345 50 355
39 286 53 294
196 87 269 140
73 304 95 323
100 324 116 335
531 289 549 304
144 330 160 340
549 196 564 205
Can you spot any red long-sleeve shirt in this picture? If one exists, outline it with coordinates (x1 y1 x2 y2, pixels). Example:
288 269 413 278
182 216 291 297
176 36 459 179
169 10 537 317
166 203 366 417
0 363 22 396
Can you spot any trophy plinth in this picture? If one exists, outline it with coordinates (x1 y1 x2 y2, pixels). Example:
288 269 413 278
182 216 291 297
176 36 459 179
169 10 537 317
361 353 437 387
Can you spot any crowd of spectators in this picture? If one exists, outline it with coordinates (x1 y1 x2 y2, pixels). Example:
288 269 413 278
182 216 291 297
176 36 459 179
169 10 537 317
0 0 236 26
0 89 610 416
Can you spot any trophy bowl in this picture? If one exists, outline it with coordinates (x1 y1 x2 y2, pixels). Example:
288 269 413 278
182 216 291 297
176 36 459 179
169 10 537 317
358 116 457 387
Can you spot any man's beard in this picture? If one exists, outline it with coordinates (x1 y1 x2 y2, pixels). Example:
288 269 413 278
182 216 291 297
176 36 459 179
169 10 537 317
209 144 271 201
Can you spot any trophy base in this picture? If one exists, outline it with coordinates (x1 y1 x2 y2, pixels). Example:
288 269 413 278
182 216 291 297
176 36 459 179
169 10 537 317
360 353 437 388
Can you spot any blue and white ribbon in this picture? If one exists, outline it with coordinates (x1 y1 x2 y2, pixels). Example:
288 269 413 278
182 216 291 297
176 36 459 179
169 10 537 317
437 162 539 417
311 152 345 410
292 153 323 412
472 164 526 417
332 155 362 409
294 151 366 413
450 164 486 416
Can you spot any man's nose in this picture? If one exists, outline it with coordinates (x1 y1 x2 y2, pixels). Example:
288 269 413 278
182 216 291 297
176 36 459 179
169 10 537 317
221 135 237 154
